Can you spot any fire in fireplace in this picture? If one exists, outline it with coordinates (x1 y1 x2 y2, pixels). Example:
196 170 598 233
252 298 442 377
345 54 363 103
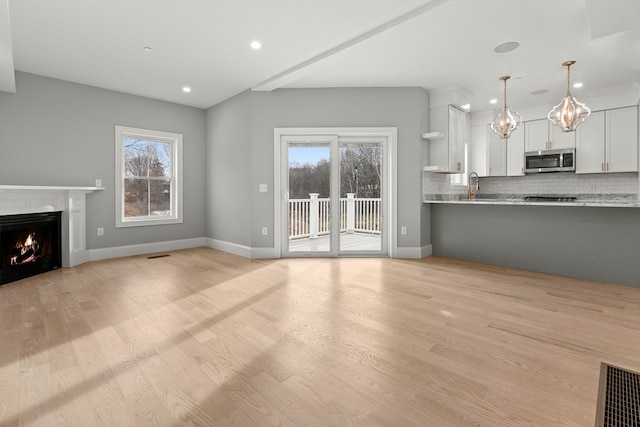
0 211 62 285
11 233 42 265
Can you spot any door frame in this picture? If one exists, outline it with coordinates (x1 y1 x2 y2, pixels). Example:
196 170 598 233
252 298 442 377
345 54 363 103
273 127 398 258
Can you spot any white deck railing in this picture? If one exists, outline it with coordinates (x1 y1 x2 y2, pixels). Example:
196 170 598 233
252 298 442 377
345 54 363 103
289 193 381 240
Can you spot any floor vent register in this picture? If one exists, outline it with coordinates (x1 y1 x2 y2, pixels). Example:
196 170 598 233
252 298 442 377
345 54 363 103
595 363 640 427
147 254 170 259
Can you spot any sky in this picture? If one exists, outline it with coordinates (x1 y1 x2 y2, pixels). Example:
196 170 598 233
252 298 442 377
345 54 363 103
288 146 330 166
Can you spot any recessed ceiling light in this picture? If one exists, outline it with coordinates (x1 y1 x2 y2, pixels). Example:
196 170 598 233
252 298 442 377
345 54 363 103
573 82 583 88
143 46 153 52
182 86 191 93
494 42 519 53
250 40 262 50
490 99 498 104
531 89 549 95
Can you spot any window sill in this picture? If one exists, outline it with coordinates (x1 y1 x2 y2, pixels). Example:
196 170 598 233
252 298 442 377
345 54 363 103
116 217 182 228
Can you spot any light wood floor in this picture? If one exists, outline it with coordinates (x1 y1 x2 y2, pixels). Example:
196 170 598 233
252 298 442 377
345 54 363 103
1 247 638 426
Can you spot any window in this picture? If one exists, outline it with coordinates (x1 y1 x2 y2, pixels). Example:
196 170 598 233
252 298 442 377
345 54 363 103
115 126 183 227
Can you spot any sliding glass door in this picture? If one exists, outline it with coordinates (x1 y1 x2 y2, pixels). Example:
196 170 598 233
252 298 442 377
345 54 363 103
338 138 384 253
284 136 337 255
281 134 386 257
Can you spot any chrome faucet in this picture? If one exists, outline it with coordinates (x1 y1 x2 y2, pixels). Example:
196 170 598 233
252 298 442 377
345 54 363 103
467 172 479 199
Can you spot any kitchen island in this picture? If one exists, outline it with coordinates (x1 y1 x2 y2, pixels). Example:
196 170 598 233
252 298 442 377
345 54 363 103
425 200 640 287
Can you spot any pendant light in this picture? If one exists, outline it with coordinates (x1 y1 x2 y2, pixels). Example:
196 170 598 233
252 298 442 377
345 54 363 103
548 60 590 132
491 76 521 139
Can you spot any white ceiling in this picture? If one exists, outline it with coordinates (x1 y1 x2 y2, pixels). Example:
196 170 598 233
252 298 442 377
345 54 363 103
2 0 639 113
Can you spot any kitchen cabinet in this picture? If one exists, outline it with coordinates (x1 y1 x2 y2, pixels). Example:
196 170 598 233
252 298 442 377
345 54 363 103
507 125 525 176
525 118 576 151
525 119 548 151
470 124 522 177
607 106 638 172
469 125 487 176
575 111 605 173
576 106 638 173
487 130 506 176
550 124 577 150
425 105 468 173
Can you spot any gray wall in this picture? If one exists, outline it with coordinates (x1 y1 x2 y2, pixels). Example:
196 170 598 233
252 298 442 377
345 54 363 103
431 204 640 287
0 72 207 249
205 90 252 246
206 87 431 251
3 73 636 287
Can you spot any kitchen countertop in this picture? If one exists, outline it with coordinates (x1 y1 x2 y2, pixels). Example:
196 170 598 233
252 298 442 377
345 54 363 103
423 194 640 208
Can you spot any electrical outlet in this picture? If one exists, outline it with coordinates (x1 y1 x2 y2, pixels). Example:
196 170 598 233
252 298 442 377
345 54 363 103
95 178 102 187
401 226 407 235
261 227 268 235
259 184 268 193
97 227 104 236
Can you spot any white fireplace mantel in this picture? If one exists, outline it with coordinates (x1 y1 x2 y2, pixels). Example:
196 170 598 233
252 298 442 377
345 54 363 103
0 185 104 267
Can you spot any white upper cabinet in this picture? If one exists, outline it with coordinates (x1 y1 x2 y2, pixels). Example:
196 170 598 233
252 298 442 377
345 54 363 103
576 111 605 173
606 106 638 173
469 125 487 176
576 106 638 173
525 118 576 151
470 124 521 177
507 125 525 176
426 105 468 173
487 128 506 177
525 119 548 151
550 124 577 150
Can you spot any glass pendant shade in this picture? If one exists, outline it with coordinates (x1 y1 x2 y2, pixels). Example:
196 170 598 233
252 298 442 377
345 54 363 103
491 76 521 139
548 60 590 132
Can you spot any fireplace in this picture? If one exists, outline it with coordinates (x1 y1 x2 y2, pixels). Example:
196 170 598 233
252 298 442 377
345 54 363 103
0 211 62 285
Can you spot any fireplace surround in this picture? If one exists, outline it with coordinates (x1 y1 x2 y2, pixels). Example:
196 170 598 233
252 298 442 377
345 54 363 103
0 211 62 284
0 185 103 276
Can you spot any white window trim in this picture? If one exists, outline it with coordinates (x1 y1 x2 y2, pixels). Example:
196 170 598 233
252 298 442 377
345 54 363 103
115 125 183 228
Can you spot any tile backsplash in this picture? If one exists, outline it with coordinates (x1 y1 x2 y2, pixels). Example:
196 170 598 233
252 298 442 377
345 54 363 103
423 171 639 198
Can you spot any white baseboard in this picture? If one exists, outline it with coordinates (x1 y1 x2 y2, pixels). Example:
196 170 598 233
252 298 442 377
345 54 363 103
87 237 206 262
69 250 89 267
86 237 273 263
421 244 433 258
251 247 279 259
206 238 252 258
85 238 425 262
395 245 432 259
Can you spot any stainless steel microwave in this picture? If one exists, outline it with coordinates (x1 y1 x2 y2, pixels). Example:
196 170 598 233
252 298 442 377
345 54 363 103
524 148 576 173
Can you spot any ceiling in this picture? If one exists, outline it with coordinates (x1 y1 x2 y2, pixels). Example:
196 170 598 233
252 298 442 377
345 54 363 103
2 0 639 113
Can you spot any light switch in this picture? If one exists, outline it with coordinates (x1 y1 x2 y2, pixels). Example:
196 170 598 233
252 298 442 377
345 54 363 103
259 184 268 193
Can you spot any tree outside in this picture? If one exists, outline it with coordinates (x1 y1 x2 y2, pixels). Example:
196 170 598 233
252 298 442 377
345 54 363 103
288 146 381 198
124 138 172 217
